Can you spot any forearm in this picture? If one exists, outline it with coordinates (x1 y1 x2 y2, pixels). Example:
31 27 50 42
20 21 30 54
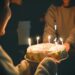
65 28 75 45
0 46 19 75
64 32 75 52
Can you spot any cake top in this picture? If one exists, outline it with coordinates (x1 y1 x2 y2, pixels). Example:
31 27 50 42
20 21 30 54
27 43 66 53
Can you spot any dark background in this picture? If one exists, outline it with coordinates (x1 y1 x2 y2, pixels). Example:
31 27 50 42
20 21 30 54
0 0 75 75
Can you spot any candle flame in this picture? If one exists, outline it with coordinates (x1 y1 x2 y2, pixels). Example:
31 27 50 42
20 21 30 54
28 38 31 46
36 36 40 44
36 36 40 40
54 25 57 30
59 37 63 44
48 35 51 43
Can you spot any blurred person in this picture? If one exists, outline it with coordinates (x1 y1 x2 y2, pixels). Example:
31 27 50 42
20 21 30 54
43 0 75 52
43 0 75 75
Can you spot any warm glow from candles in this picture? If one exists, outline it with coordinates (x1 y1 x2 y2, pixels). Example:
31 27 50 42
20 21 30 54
36 36 40 44
28 38 31 46
48 35 51 43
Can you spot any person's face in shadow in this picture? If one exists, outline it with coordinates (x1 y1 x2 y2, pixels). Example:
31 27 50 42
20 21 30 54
63 0 70 6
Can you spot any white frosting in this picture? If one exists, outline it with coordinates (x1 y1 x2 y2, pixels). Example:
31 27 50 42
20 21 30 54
26 43 68 62
49 44 65 52
27 43 65 53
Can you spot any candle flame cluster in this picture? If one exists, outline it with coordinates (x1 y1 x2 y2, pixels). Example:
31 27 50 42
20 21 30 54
28 36 40 46
28 38 31 46
28 24 63 46
28 35 63 46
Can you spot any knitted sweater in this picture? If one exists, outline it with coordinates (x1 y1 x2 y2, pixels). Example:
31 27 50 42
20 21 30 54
43 5 75 45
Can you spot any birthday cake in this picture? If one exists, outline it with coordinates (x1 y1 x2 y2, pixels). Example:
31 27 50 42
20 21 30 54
25 43 68 62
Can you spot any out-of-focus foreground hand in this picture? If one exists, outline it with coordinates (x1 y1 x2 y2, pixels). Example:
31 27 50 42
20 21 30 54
64 43 70 52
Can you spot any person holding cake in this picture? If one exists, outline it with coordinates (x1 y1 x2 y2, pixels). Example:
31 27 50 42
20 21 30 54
35 0 75 75
43 0 75 52
0 0 75 75
0 0 58 75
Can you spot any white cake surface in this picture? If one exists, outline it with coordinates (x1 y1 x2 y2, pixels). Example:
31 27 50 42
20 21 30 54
25 43 68 62
27 43 65 53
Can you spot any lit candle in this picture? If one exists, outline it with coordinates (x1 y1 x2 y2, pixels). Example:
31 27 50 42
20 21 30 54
36 36 40 44
54 25 57 31
54 37 58 45
48 35 51 43
28 38 31 46
54 38 59 51
59 37 63 45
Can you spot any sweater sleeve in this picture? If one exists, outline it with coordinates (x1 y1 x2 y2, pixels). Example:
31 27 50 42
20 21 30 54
65 11 75 45
65 8 75 45
0 46 31 75
43 5 56 43
0 46 19 75
65 28 75 45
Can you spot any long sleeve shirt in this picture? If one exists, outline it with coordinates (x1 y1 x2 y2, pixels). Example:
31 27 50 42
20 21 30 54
0 45 68 75
43 5 75 45
0 45 58 75
0 46 31 75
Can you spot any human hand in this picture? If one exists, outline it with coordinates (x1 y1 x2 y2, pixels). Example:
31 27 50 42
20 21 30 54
64 43 70 52
47 52 61 63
